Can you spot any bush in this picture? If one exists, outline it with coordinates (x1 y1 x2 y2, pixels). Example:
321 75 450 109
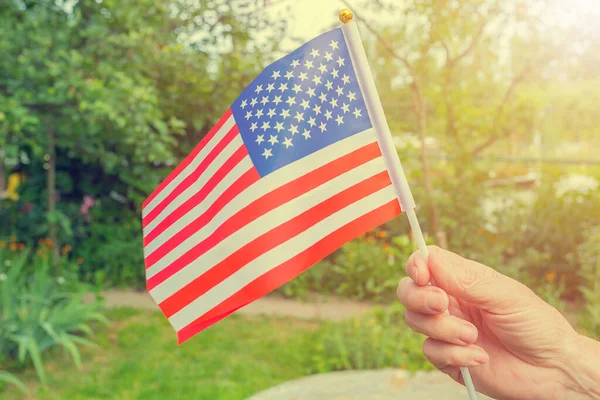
576 227 600 336
307 303 432 373
0 244 108 385
278 232 422 302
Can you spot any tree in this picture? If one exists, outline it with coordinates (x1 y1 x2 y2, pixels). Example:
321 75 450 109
0 0 284 264
345 0 574 248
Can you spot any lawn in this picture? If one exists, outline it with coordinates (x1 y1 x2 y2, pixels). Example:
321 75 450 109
2 308 321 400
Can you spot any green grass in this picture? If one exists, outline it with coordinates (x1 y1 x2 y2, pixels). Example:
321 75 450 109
1 308 320 400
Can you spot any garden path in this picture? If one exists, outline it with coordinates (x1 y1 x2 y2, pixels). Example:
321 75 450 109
99 289 376 321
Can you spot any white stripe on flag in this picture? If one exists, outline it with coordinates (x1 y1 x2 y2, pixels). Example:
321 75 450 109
168 185 396 330
144 127 378 275
143 133 244 236
142 115 236 218
148 155 388 301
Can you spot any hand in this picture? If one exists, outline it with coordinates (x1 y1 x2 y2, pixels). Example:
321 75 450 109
397 246 600 400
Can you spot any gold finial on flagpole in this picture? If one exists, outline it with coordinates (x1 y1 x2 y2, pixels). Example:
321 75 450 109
339 9 353 24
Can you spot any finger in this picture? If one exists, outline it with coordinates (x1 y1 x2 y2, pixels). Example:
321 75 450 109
423 338 489 369
422 246 536 309
406 251 431 286
397 277 448 314
404 311 479 345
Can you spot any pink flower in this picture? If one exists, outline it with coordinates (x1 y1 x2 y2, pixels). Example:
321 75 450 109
80 195 95 215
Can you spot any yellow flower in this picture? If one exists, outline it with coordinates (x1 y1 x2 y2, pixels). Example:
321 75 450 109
376 230 388 239
6 173 22 201
0 241 6 249
546 271 556 282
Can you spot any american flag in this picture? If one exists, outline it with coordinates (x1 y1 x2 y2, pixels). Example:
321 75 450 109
142 28 401 343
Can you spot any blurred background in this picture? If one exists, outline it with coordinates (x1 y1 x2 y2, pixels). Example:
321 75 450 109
1 0 599 399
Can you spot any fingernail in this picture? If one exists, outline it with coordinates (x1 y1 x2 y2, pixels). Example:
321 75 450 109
411 264 419 283
458 325 478 344
471 349 489 365
426 292 444 312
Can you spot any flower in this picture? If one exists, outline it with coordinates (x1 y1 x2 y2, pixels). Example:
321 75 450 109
57 276 65 285
0 273 6 281
80 195 96 216
17 243 25 250
61 245 72 255
9 236 16 243
376 230 388 238
6 173 22 201
77 257 84 264
20 202 33 214
0 241 6 249
9 243 17 251
546 271 556 282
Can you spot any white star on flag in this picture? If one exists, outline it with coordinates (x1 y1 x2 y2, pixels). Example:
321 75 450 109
261 147 272 159
282 137 293 148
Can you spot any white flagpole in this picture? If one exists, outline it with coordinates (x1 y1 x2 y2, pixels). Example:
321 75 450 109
339 9 479 400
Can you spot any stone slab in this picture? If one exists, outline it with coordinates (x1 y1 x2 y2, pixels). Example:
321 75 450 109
247 369 494 400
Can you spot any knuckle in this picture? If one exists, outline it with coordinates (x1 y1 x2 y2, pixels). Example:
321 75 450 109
457 260 499 294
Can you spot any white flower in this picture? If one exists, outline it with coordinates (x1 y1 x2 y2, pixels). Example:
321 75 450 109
0 273 6 281
57 276 65 285
555 174 599 197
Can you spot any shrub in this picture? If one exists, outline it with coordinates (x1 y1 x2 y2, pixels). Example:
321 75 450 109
307 303 432 373
278 232 422 302
576 227 600 337
0 245 108 384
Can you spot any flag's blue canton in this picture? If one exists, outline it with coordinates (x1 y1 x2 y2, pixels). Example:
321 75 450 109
231 28 372 177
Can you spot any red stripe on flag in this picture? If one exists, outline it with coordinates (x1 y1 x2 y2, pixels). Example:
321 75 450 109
143 145 250 247
175 198 401 344
144 166 260 269
158 170 393 318
145 141 382 287
143 109 232 210
142 123 239 228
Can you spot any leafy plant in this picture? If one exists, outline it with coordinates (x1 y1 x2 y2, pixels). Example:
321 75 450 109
278 232 421 302
577 227 600 336
308 303 432 373
0 245 108 384
0 370 27 394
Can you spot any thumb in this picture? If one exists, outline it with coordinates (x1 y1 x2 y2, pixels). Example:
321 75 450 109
423 246 534 310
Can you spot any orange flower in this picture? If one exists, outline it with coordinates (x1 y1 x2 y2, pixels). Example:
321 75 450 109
61 245 72 255
77 257 84 264
478 228 485 235
17 243 25 250
10 243 18 251
546 271 556 282
376 230 388 239
407 231 413 238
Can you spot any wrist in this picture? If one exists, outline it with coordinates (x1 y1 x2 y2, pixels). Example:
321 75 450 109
559 333 600 400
